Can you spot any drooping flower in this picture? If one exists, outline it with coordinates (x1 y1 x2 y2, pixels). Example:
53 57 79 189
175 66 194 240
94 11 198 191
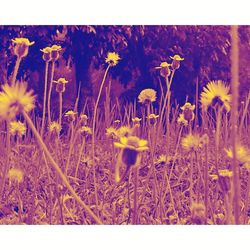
64 110 77 122
80 114 88 125
180 102 195 122
170 54 184 70
105 52 120 66
0 82 35 120
12 38 35 58
8 168 24 184
138 88 157 104
40 46 52 62
155 62 171 78
53 77 68 93
50 45 62 61
147 113 159 125
200 80 231 112
9 120 26 137
79 126 92 136
132 117 142 123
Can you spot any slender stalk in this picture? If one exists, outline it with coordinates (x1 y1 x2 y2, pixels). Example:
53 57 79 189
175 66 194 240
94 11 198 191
22 111 103 225
0 121 11 201
11 56 22 85
41 61 49 137
65 122 75 175
47 61 55 125
91 64 110 210
75 136 86 178
59 92 63 128
204 140 208 224
231 25 240 224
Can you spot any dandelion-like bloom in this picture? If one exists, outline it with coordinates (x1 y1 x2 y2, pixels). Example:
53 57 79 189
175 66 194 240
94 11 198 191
147 113 159 125
51 45 62 61
12 38 35 58
40 46 52 62
116 126 132 138
180 102 195 122
105 52 120 66
200 80 231 112
106 126 118 139
9 121 26 137
170 54 184 70
79 126 92 136
0 82 35 120
64 110 77 122
155 62 171 78
225 144 250 170
132 117 142 123
138 88 157 104
54 77 68 93
114 136 148 167
181 133 207 152
48 121 61 134
8 168 24 184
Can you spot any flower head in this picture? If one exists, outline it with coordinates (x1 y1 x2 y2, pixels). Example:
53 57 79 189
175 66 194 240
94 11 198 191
8 168 24 184
200 80 231 112
79 126 92 136
170 54 184 70
132 117 142 123
225 144 250 170
138 88 157 104
48 121 61 135
9 121 26 137
40 46 52 62
80 114 88 125
12 38 35 58
114 136 149 152
53 77 68 93
116 126 132 138
180 102 195 122
106 126 118 139
50 45 62 61
0 82 35 120
64 110 77 122
105 52 120 66
155 62 171 78
147 113 159 125
181 133 207 152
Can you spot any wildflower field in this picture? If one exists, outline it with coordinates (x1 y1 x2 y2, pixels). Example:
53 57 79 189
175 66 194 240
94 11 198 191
0 25 249 225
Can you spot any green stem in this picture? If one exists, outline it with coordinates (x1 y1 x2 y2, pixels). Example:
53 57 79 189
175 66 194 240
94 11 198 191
11 56 22 86
22 110 103 225
59 92 63 128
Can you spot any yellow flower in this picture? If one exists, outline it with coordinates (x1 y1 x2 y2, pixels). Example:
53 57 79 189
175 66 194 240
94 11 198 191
12 38 35 58
155 62 171 78
0 82 35 120
116 126 132 137
218 169 233 178
9 121 26 137
105 52 120 66
181 133 206 152
147 113 159 119
51 45 62 61
40 46 52 62
177 113 188 126
180 102 195 122
138 88 157 104
170 55 184 70
106 127 118 139
132 117 142 123
170 55 184 61
225 144 250 165
64 110 77 122
79 126 92 136
53 77 68 93
200 80 231 112
8 168 24 184
114 119 121 124
114 136 149 152
48 121 61 134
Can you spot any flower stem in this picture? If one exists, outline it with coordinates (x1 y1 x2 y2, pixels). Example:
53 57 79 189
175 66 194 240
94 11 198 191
91 64 110 211
59 92 63 128
11 56 22 86
22 110 103 225
47 61 55 125
41 61 49 138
